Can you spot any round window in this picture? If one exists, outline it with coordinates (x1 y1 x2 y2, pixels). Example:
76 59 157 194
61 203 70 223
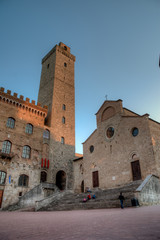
106 127 114 138
132 128 139 137
90 145 94 153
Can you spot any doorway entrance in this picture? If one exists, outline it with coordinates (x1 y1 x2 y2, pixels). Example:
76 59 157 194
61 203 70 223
92 171 99 188
0 190 3 208
56 171 66 190
131 160 142 181
40 171 47 182
81 180 84 193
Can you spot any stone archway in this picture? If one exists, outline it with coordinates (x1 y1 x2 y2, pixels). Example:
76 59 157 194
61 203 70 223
56 170 66 190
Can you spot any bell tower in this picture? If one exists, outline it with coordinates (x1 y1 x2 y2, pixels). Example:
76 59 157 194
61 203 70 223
38 42 76 189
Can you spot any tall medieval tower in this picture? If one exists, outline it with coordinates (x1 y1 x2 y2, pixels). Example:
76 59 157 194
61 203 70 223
38 42 75 190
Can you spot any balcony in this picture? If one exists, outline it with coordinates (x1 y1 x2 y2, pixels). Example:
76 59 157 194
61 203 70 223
0 150 14 160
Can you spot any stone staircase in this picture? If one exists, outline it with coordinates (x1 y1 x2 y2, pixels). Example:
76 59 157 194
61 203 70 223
4 182 59 211
36 180 142 211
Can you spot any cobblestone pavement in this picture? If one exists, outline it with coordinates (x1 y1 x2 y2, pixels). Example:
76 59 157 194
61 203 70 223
0 206 160 240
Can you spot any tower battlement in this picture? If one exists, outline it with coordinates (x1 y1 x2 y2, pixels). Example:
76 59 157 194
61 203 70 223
0 87 48 118
42 42 75 64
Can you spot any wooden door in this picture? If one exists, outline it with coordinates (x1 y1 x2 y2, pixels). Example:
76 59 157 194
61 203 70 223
0 190 3 208
131 160 141 181
92 171 99 188
40 171 47 182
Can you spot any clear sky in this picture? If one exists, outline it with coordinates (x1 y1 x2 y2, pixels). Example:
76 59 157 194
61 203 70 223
0 0 160 154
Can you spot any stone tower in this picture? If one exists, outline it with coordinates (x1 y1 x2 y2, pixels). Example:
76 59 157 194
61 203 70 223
38 42 76 190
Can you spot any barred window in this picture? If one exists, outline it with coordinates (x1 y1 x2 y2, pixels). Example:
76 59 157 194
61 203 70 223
2 141 11 154
25 123 33 134
0 171 6 184
43 129 50 139
6 117 15 129
22 146 31 159
18 174 29 187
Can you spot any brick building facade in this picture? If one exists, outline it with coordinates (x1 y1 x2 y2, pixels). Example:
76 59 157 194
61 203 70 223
0 42 76 208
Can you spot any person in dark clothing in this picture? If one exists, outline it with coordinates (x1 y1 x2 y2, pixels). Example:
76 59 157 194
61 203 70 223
118 192 125 209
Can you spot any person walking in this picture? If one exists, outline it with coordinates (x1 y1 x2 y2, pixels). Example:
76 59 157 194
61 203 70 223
119 192 125 209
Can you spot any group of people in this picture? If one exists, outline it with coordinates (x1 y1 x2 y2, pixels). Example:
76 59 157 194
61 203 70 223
83 188 96 202
83 188 125 209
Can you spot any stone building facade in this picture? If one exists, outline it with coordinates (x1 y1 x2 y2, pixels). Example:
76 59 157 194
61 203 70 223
73 100 160 193
1 42 160 209
0 42 76 208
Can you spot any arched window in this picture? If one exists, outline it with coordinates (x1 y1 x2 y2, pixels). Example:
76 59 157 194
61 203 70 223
18 174 29 187
22 146 31 159
2 141 11 154
0 171 6 184
6 117 15 129
25 123 33 134
43 129 50 139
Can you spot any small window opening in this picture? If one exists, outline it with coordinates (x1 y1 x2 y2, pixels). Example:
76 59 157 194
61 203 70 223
64 62 67 67
62 117 65 124
62 104 66 110
47 64 50 69
132 128 139 137
61 137 65 144
90 145 94 153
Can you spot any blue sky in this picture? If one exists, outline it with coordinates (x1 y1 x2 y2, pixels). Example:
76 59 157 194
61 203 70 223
0 0 160 154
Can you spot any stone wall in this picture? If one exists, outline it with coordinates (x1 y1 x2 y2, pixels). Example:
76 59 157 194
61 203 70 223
73 157 84 193
135 175 160 205
0 92 48 208
148 120 160 177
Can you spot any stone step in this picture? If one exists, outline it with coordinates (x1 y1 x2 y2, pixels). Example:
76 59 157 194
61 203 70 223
38 181 141 211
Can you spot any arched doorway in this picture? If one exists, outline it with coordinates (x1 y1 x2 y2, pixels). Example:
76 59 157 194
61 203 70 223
40 171 47 182
131 160 141 181
56 171 66 190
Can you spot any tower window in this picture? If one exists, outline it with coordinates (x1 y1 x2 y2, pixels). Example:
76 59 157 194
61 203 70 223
62 104 66 110
64 46 67 51
62 117 65 124
61 137 65 144
47 64 50 69
6 117 15 129
64 62 67 67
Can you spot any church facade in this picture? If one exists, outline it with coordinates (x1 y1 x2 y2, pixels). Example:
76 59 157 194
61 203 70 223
0 42 76 208
73 100 160 193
